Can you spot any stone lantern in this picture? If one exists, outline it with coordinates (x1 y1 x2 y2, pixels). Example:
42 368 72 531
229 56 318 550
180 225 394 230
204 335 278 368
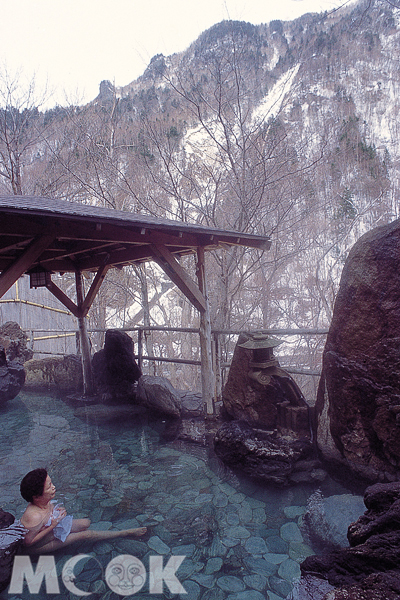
223 331 311 438
238 333 284 385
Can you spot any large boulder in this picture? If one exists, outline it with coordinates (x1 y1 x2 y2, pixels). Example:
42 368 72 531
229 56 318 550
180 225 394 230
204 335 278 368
315 219 400 482
318 572 400 600
24 355 83 393
301 536 400 588
303 491 365 551
347 482 400 546
92 329 141 401
214 420 324 486
136 375 181 418
0 321 33 364
299 482 400 599
0 345 25 402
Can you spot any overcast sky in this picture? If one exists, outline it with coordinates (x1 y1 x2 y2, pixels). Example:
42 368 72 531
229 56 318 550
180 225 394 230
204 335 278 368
0 0 355 108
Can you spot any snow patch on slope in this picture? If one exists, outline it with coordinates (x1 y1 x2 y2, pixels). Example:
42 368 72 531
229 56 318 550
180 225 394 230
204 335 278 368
252 64 301 124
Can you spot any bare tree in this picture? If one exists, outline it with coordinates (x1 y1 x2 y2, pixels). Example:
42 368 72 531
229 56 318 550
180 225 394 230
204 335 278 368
0 67 51 195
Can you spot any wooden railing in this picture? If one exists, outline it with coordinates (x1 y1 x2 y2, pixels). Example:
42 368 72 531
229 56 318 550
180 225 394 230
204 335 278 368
25 325 329 400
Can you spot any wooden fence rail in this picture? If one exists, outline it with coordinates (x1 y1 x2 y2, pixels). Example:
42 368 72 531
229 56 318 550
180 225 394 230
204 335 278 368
25 325 328 401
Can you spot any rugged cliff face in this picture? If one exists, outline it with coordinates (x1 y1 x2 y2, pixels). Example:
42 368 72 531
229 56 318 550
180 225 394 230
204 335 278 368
121 0 398 206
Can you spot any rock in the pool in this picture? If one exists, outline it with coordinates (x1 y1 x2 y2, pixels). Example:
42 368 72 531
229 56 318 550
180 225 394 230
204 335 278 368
0 344 25 402
214 420 318 486
137 375 182 418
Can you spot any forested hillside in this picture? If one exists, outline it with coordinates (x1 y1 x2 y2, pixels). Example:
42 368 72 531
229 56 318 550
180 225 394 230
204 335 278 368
0 0 398 392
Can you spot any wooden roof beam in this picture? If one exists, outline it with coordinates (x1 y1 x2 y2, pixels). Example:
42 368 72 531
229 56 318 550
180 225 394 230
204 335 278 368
0 234 55 298
60 245 155 271
0 212 270 252
0 238 34 254
81 263 110 317
45 263 110 318
150 243 206 314
46 280 80 318
37 241 122 265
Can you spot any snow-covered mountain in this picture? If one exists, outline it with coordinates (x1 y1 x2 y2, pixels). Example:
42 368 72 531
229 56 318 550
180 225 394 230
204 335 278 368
2 0 399 353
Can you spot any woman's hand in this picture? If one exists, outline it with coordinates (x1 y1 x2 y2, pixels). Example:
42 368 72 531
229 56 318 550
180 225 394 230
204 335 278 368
51 506 67 526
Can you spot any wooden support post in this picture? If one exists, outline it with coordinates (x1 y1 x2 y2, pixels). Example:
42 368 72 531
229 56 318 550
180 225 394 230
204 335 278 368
137 328 143 371
75 271 94 396
214 332 222 402
196 247 215 416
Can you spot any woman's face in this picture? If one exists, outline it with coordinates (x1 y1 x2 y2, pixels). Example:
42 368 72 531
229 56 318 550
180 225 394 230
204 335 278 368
37 475 56 502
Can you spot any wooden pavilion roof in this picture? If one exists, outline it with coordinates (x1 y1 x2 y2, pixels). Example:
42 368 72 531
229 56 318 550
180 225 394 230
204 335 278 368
0 195 271 403
0 195 271 274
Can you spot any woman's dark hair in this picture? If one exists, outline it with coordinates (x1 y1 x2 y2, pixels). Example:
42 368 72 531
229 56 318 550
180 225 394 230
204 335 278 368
20 468 48 503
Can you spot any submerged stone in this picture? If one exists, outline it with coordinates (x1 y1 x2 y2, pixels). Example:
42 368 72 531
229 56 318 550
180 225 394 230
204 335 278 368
278 557 301 581
243 573 267 591
89 521 112 530
284 505 306 519
238 502 253 523
288 541 314 562
208 534 228 557
265 552 289 564
114 539 148 556
190 574 216 588
181 580 201 600
175 559 198 580
213 492 229 507
201 589 226 600
153 524 173 543
265 535 289 554
100 497 121 507
225 591 265 600
217 575 246 592
225 526 251 540
204 557 223 574
244 557 278 577
221 537 240 548
148 535 170 554
172 544 196 557
244 536 268 555
195 493 213 505
280 522 303 543
267 593 286 600
269 574 294 597
252 508 267 522
138 481 153 490
193 478 212 490
226 512 240 526
94 542 112 554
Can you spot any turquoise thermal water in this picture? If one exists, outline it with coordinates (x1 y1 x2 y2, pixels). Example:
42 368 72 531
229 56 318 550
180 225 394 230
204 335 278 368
0 391 354 600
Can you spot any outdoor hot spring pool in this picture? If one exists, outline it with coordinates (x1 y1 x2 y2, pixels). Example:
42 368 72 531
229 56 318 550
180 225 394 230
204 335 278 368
0 391 361 600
